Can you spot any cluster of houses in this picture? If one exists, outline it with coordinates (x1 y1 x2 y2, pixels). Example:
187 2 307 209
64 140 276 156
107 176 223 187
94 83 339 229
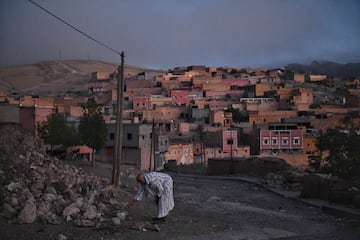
1 64 359 171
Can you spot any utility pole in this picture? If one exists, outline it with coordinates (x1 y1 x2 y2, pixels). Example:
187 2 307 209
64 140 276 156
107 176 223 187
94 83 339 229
112 51 125 187
230 129 234 174
149 119 155 172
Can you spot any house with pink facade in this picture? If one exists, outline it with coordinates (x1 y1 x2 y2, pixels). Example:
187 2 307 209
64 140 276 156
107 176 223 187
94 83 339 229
259 123 303 154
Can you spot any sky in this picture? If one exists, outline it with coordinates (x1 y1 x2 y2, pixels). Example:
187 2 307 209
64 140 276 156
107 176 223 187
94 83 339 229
1 0 360 70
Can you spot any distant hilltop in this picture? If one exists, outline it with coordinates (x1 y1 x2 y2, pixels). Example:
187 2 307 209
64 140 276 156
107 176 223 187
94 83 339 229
0 59 165 95
285 60 360 78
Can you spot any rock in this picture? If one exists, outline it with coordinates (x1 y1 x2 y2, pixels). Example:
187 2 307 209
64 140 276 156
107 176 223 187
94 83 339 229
6 182 22 192
56 234 67 240
64 188 78 200
86 190 98 207
131 222 144 231
43 193 57 202
62 203 80 218
83 205 98 220
18 200 37 224
22 188 34 201
1 203 17 219
45 186 57 195
112 217 121 226
153 223 161 232
109 198 119 205
116 211 127 221
37 201 51 217
9 197 19 207
75 219 96 227
31 182 45 192
42 212 62 225
97 202 110 215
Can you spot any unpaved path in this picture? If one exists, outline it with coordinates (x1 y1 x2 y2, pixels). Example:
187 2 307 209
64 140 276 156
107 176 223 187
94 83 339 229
1 161 359 240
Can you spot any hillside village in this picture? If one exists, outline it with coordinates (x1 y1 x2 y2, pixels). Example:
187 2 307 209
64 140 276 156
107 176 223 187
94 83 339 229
0 63 360 173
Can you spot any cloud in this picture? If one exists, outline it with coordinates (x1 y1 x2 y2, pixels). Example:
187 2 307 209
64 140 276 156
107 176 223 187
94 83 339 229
1 0 359 69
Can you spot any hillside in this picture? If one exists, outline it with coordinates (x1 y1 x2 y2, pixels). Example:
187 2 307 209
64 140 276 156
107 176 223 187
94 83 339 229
285 60 360 78
0 60 165 96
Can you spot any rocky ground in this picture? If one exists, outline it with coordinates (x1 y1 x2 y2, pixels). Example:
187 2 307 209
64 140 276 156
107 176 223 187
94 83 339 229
1 123 360 240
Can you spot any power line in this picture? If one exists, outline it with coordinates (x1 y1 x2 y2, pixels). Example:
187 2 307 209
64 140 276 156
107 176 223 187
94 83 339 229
27 0 122 56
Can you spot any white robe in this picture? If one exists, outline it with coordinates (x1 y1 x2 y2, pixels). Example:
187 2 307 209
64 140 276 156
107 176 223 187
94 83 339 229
134 172 175 218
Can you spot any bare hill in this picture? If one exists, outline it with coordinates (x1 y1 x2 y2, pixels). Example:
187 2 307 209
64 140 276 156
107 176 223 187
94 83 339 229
0 60 165 96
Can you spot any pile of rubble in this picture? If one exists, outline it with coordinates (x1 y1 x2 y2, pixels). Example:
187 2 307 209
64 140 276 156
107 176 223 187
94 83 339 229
0 123 127 226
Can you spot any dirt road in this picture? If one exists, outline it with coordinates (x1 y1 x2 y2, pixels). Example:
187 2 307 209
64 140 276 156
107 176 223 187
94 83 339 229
1 172 359 240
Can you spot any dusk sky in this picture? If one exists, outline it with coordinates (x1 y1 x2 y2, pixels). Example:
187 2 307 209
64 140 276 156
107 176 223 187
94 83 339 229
1 0 360 69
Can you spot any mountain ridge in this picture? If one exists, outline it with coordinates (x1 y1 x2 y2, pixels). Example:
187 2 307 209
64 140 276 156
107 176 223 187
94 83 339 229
285 60 360 78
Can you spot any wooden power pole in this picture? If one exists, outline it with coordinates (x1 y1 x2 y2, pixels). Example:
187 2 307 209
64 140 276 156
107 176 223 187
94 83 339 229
112 51 125 187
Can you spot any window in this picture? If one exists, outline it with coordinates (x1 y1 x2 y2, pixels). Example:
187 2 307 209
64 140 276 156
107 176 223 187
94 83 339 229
293 137 300 145
110 133 114 140
227 139 234 145
272 137 278 145
127 133 132 140
282 138 289 145
263 138 269 145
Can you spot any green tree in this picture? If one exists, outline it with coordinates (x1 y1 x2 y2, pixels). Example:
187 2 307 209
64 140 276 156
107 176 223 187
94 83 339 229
309 127 360 179
78 98 108 166
37 112 80 153
226 105 248 123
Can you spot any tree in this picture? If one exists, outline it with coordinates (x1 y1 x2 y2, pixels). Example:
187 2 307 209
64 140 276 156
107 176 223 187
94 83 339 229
37 112 79 153
226 105 248 123
308 127 360 179
78 98 108 166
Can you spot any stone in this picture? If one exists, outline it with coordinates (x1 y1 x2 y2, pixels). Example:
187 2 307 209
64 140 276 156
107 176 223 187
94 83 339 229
22 188 34 201
116 211 127 221
112 217 121 226
56 234 67 240
83 205 98 220
1 203 17 219
131 222 144 231
37 201 51 217
86 190 98 207
42 212 62 225
43 193 57 202
10 197 19 207
62 203 80 218
75 219 96 227
18 200 37 224
6 182 22 192
97 202 110 215
45 186 57 195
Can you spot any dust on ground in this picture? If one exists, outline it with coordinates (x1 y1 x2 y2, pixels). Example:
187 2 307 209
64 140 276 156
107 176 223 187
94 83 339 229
1 158 360 240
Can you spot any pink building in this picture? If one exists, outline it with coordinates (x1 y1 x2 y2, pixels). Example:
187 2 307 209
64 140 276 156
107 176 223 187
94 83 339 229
260 129 303 151
170 90 190 105
133 95 152 110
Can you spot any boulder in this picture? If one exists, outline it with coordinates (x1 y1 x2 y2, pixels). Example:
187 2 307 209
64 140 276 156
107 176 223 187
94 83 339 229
18 200 37 224
112 217 121 226
0 203 17 219
83 205 98 220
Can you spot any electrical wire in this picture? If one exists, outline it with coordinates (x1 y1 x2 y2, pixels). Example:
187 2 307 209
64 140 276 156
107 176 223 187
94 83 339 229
27 0 122 56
